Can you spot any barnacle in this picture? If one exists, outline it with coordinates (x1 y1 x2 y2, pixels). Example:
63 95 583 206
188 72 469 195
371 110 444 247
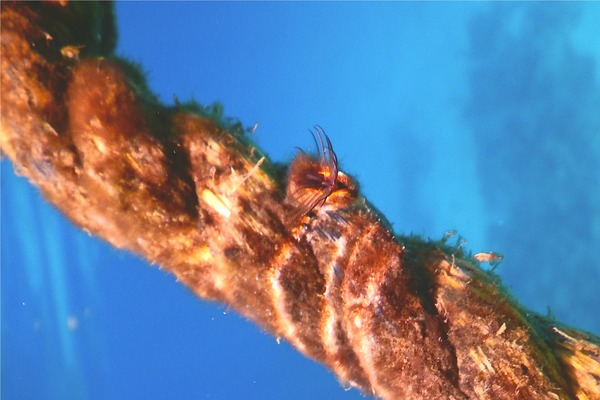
285 126 357 221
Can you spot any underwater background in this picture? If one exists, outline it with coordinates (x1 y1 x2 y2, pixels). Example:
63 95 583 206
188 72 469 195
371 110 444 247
2 3 599 399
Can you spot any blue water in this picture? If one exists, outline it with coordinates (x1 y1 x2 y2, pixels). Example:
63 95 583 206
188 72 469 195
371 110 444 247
2 3 599 399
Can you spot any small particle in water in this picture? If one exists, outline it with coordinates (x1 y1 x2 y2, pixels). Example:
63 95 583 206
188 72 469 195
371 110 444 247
441 229 457 243
248 122 259 134
66 315 79 331
474 252 503 264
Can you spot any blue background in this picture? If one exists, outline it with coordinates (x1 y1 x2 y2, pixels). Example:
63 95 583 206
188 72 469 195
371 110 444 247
3 3 600 399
